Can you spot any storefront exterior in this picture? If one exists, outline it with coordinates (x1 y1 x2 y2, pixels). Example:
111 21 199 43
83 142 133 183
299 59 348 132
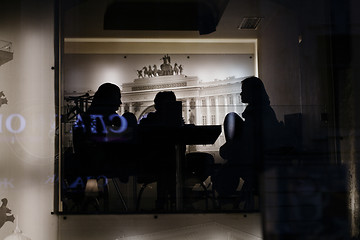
0 0 359 239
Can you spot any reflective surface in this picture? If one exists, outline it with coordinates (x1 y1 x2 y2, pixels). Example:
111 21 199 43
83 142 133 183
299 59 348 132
60 103 328 214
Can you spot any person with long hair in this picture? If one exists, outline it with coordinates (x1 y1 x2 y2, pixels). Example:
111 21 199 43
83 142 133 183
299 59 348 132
72 83 134 181
213 77 282 209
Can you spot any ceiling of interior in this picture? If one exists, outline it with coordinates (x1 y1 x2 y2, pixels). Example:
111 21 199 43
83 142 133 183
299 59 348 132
62 0 263 39
103 0 230 35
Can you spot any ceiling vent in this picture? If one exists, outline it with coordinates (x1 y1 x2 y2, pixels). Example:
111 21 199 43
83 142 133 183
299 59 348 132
238 17 262 30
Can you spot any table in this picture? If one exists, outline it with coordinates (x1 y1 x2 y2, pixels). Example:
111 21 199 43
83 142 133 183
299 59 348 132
66 124 221 212
138 124 222 210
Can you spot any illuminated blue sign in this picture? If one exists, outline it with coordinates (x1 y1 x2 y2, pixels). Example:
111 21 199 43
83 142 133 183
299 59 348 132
74 114 128 137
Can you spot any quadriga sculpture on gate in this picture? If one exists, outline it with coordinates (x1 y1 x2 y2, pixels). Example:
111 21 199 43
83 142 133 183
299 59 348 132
136 55 184 78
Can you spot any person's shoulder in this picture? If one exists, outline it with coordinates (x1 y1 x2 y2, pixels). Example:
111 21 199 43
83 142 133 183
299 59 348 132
122 112 137 126
139 112 158 125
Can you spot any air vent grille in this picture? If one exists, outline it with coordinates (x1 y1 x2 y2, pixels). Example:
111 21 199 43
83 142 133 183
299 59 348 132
238 17 262 30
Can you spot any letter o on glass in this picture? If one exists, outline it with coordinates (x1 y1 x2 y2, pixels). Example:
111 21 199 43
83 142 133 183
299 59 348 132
108 114 128 134
6 114 26 133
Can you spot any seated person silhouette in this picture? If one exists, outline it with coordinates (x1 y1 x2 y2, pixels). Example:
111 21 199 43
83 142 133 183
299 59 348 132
213 77 283 209
140 91 183 126
72 83 134 182
139 91 183 210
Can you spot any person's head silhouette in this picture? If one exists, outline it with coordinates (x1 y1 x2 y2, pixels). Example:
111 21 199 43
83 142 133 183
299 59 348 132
122 111 137 127
154 91 176 113
140 91 182 126
89 83 122 113
241 77 270 106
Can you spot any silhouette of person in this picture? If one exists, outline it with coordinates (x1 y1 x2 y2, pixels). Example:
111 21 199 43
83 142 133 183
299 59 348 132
122 111 137 127
240 76 282 164
213 77 282 209
139 91 183 210
140 91 182 126
72 83 132 181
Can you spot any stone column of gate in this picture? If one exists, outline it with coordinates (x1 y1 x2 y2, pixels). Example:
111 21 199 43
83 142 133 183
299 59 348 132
195 98 201 125
215 96 220 125
232 93 237 112
120 105 125 115
224 95 228 116
129 103 134 114
206 97 211 125
185 99 190 124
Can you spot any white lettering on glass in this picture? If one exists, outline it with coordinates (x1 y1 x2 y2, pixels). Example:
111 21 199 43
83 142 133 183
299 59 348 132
6 114 26 133
0 114 26 134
